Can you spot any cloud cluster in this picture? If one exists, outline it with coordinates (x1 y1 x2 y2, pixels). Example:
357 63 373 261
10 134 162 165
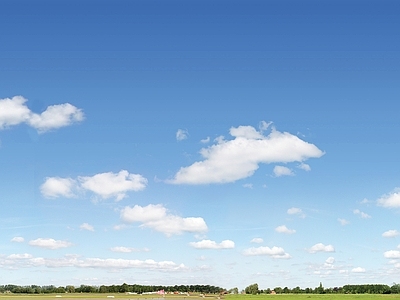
110 247 150 253
353 209 371 219
0 96 84 132
120 204 208 236
242 246 291 259
308 243 335 253
41 170 147 201
189 240 235 249
0 254 185 271
168 124 324 184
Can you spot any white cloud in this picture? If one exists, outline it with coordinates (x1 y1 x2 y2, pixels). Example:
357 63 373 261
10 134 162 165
200 137 210 143
275 225 296 234
287 207 305 218
382 230 400 238
11 237 24 243
353 209 371 219
28 238 72 250
0 254 185 271
167 124 324 184
338 218 349 226
273 166 294 177
176 129 189 141
242 246 291 259
325 257 335 264
384 250 400 259
352 267 366 273
80 223 94 232
298 162 311 171
79 170 147 201
0 96 84 132
40 177 76 198
120 204 208 236
41 170 147 201
377 189 400 208
308 243 335 253
250 238 263 244
189 240 235 250
110 247 150 253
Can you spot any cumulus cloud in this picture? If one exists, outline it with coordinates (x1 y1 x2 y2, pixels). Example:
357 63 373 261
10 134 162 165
80 223 94 232
11 237 25 243
377 189 400 208
120 204 208 236
287 207 305 218
28 238 72 250
384 250 400 259
41 170 147 201
250 238 263 244
308 243 335 253
242 246 291 259
275 225 296 234
0 96 84 132
325 257 335 265
167 123 324 184
0 254 185 271
352 267 366 273
353 209 371 219
189 240 235 250
382 230 400 238
110 246 150 253
273 165 294 177
176 129 189 141
40 177 77 198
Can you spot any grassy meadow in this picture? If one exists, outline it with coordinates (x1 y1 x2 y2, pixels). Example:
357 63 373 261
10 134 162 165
1 294 400 300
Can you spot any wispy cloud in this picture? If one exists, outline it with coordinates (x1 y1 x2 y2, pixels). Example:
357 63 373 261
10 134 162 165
0 96 84 133
338 218 350 226
120 204 208 236
353 209 371 219
167 123 324 184
110 246 150 253
80 223 94 232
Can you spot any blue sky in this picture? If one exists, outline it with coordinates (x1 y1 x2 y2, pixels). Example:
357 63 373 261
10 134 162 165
1 0 400 290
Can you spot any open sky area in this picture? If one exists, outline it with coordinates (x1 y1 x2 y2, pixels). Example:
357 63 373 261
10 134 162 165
1 0 400 291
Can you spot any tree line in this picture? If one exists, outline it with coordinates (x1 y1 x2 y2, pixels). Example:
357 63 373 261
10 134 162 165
0 284 224 294
240 282 400 295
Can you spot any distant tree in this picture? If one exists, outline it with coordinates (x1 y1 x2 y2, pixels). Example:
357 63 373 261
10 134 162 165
65 285 75 293
245 283 259 295
228 287 239 294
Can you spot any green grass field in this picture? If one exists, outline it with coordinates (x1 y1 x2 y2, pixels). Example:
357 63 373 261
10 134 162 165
0 294 400 300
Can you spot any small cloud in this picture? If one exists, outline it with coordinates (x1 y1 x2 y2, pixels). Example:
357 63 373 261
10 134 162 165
110 246 150 253
80 223 94 232
298 163 311 171
250 238 263 244
382 230 400 238
273 165 294 177
259 121 273 131
243 183 253 189
200 137 210 144
287 207 305 218
189 239 235 250
176 129 189 141
275 225 296 234
29 238 72 250
242 246 291 259
352 267 366 273
113 224 129 231
377 189 400 208
384 250 400 259
120 204 208 236
353 209 371 219
308 243 335 253
11 237 24 243
338 218 350 226
325 257 335 264
40 177 76 198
